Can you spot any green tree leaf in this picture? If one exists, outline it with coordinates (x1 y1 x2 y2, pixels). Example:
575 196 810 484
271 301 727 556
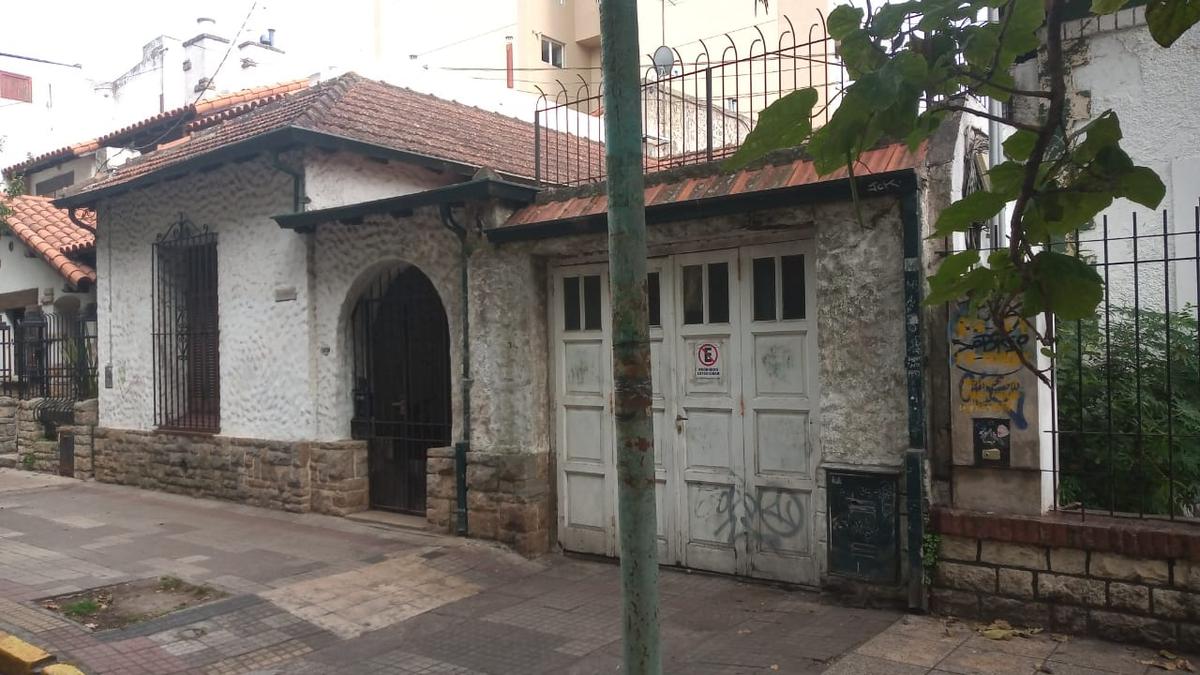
1146 0 1200 46
1003 130 1038 161
870 2 915 38
828 5 865 40
934 190 1008 236
1119 165 1167 208
1028 251 1104 320
988 161 1027 199
724 89 819 170
1092 0 1129 13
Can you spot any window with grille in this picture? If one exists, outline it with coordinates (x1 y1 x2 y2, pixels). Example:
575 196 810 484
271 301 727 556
152 218 219 432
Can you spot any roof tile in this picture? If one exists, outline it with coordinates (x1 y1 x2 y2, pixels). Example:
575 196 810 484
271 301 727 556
502 142 927 231
2 195 95 287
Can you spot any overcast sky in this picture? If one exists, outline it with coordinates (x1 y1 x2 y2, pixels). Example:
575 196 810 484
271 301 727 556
4 0 505 82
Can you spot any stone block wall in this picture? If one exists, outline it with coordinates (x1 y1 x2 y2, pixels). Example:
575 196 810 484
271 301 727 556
426 446 456 534
0 397 16 456
93 428 368 516
6 399 99 478
465 451 552 556
931 507 1200 649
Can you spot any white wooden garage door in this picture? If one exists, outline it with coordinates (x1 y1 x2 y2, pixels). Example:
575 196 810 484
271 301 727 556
552 242 819 585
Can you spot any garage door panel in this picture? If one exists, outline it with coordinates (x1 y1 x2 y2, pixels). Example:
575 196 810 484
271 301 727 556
751 487 811 556
564 340 605 396
565 472 607 529
752 332 809 396
753 410 812 478
564 405 607 464
686 482 736 547
684 409 734 472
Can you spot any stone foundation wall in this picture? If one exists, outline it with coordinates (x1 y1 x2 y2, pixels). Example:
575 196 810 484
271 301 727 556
426 448 552 556
931 507 1200 650
5 398 98 478
93 428 368 516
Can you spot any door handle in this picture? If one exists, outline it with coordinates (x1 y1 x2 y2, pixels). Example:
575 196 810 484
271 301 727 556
675 414 687 433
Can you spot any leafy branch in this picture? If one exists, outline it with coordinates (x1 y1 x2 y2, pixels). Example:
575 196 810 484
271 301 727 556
728 0 1197 381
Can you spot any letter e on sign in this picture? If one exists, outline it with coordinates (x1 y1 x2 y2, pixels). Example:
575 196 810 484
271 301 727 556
695 342 721 379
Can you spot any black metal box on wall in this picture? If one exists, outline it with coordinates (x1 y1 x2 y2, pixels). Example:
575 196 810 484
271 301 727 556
827 469 899 583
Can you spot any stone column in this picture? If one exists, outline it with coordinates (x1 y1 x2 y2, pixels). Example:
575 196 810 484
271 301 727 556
948 303 1053 515
464 244 553 555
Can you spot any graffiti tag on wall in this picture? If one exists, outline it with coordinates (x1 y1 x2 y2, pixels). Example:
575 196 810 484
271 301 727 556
951 305 1030 429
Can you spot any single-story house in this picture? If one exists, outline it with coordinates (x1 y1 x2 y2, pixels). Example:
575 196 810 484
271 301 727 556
50 68 976 593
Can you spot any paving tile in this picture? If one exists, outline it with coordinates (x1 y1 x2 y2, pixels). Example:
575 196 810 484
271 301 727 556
936 643 1047 675
825 652 934 675
1046 638 1159 674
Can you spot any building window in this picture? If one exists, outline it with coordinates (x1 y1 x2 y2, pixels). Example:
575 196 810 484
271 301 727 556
682 262 730 325
0 71 32 103
541 36 565 68
725 97 738 112
752 255 806 322
563 274 602 331
152 217 219 432
34 171 74 196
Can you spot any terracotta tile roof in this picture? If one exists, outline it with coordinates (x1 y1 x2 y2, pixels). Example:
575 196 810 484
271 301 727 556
2 79 312 178
64 73 603 200
502 142 927 230
2 195 96 288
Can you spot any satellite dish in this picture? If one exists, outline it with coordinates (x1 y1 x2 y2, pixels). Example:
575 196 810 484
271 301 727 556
652 45 675 78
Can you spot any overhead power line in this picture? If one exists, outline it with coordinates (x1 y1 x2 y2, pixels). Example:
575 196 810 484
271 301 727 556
0 52 82 69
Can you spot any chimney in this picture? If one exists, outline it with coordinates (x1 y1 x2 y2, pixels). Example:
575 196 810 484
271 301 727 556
183 17 231 96
260 28 276 47
505 35 514 89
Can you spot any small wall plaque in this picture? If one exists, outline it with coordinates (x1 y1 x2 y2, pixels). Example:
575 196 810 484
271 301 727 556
973 417 1011 467
274 286 298 302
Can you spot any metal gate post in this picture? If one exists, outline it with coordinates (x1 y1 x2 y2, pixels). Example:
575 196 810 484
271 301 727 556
599 0 662 672
455 441 468 535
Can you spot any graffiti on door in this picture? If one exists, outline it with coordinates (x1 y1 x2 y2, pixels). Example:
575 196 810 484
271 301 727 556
693 487 807 551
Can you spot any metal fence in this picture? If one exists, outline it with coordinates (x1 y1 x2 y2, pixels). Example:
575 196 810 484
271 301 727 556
1049 201 1200 520
533 13 844 186
0 312 98 403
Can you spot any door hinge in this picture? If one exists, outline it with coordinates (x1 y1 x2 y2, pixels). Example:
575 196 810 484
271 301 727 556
739 397 745 416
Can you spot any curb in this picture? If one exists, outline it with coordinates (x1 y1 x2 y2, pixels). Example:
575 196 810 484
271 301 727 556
0 632 84 674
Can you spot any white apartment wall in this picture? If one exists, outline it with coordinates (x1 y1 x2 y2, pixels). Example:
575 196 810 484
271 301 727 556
0 57 109 173
0 235 75 301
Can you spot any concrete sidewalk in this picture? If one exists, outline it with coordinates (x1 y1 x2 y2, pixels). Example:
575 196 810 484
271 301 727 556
0 469 1174 674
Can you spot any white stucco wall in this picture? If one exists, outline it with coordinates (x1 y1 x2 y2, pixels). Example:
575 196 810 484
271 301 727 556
97 157 311 439
0 236 77 302
96 149 464 441
303 151 457 210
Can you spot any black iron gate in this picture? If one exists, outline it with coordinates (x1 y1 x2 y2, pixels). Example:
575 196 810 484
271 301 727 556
350 266 452 514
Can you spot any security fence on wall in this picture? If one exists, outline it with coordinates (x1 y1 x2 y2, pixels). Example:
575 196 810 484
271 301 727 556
0 312 99 405
1051 202 1200 520
955 202 1200 521
533 13 845 186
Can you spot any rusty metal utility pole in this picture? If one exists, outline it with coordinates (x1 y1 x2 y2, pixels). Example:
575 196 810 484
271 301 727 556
599 0 662 673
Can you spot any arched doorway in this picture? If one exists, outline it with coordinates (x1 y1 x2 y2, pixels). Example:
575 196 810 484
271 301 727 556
349 264 451 514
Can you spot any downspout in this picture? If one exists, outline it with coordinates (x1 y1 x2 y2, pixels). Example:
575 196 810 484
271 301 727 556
270 153 305 214
67 208 95 232
439 204 470 536
901 188 929 612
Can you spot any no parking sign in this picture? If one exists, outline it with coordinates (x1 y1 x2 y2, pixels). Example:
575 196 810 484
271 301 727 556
695 342 721 379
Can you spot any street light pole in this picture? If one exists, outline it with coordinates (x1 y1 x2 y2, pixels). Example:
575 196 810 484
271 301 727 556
598 1 662 673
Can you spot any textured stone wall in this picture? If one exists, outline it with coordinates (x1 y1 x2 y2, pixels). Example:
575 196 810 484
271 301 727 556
932 507 1200 649
10 399 98 478
92 428 368 515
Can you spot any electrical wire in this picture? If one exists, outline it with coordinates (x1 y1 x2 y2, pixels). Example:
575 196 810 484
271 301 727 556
410 22 518 58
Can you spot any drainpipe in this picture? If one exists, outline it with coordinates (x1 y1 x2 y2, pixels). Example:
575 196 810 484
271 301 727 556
439 204 470 537
901 189 929 612
270 153 306 214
